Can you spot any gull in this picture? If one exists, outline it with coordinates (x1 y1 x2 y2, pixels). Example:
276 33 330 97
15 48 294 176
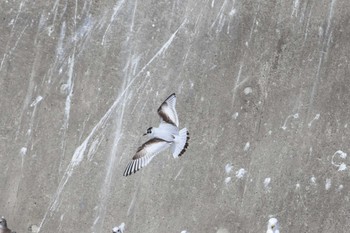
112 223 125 233
266 218 280 233
123 93 189 176
0 217 16 233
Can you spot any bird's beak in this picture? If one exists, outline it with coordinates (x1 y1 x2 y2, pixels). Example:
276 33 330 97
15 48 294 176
143 133 147 136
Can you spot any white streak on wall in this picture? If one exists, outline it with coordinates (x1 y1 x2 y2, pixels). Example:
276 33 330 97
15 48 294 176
243 142 250 151
281 113 299 130
30 96 43 107
325 178 331 190
102 0 126 45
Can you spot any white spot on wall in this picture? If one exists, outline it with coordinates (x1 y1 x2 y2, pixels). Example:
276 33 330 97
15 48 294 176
229 9 236 16
233 112 239 119
331 150 348 171
338 163 347 171
224 177 232 184
235 168 247 179
325 178 331 190
20 147 27 156
225 163 233 174
338 185 344 191
264 177 271 192
310 176 316 185
243 142 250 151
243 87 252 95
318 26 324 38
296 183 300 189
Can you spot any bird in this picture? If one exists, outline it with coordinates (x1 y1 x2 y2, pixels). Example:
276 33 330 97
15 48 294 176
123 93 189 176
0 217 16 233
112 222 125 233
266 218 280 233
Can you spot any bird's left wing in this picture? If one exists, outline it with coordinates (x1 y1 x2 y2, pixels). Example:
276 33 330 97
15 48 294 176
123 138 171 176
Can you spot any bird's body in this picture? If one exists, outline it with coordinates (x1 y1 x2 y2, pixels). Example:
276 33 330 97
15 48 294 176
266 218 280 233
123 93 189 176
149 123 179 142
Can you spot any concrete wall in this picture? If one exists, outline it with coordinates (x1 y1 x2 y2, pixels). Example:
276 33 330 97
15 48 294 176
1 0 350 232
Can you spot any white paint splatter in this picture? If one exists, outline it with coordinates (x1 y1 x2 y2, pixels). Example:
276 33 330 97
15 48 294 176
310 176 316 185
308 113 320 128
229 8 236 17
243 87 252 95
331 150 348 171
225 163 233 174
224 177 232 184
281 113 299 130
243 142 250 151
20 147 27 156
338 163 347 171
296 183 300 189
30 96 43 107
181 231 188 233
325 178 331 190
235 168 247 179
233 112 239 119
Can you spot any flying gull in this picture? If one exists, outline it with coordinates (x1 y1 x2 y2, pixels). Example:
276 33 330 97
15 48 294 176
123 93 189 176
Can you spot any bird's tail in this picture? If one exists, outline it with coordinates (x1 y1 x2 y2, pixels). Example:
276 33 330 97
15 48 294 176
172 128 189 158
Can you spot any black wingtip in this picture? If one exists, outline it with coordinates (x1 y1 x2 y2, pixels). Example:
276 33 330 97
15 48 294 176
178 131 190 157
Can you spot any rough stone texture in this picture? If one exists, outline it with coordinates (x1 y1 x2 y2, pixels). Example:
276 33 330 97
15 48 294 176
1 0 350 232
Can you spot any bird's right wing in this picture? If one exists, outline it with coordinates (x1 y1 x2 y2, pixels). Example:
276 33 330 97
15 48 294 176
157 93 179 127
123 138 171 176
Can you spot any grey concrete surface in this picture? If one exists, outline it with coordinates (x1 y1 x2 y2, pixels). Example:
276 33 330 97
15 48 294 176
1 0 350 232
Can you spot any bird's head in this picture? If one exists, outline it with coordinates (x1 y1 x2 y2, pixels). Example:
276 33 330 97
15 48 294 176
112 223 125 233
267 218 279 232
0 217 7 228
143 127 153 136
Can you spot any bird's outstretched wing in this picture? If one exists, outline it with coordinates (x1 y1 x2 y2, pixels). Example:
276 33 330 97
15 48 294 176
123 138 171 176
157 93 179 127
